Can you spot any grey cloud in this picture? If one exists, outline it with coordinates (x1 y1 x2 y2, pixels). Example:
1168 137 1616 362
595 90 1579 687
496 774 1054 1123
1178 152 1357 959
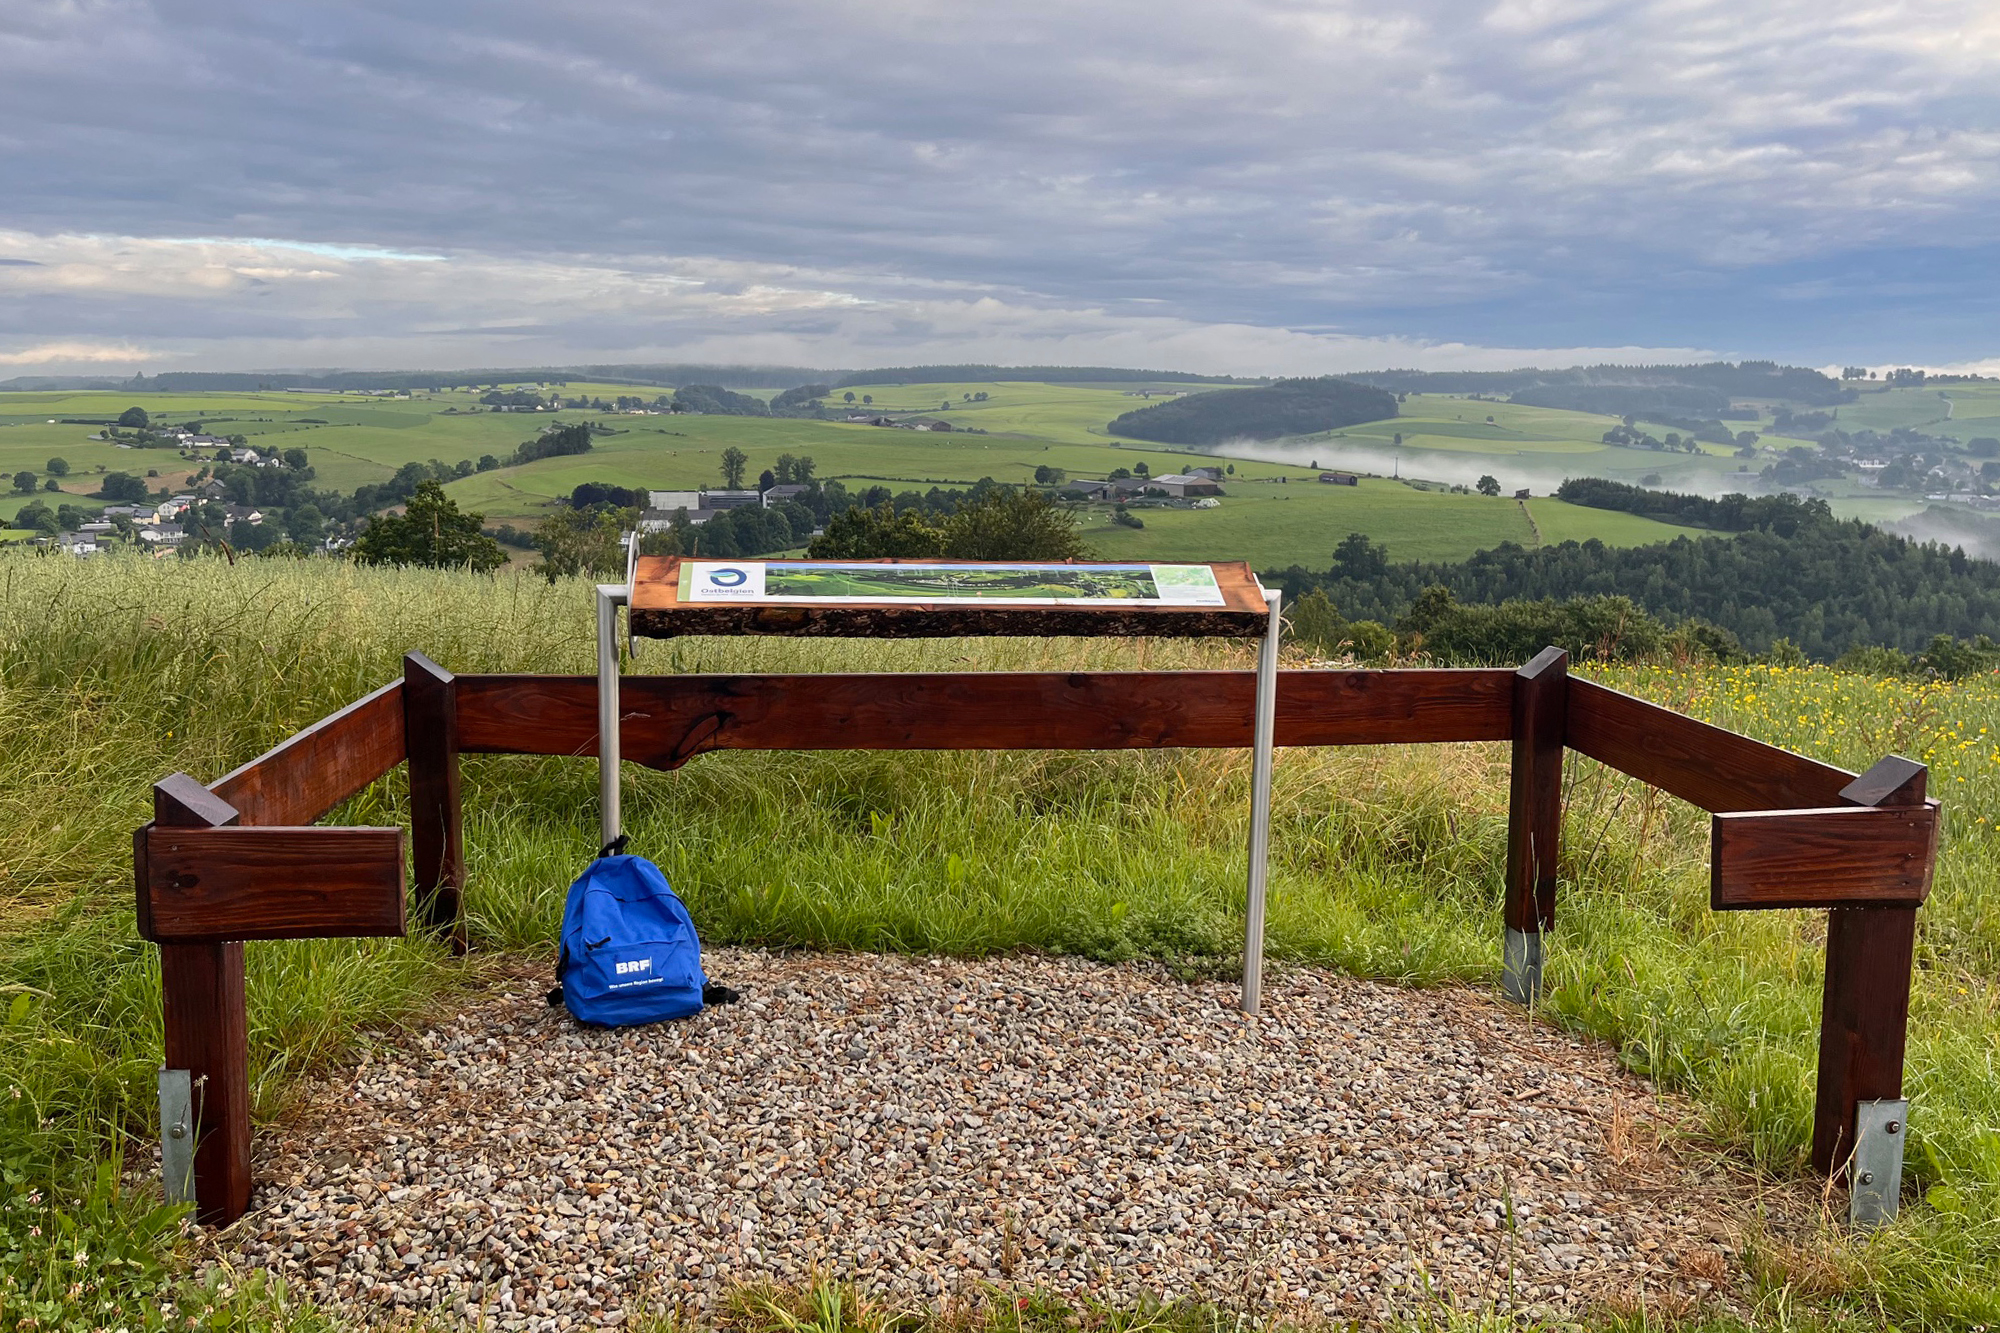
1 0 1997 366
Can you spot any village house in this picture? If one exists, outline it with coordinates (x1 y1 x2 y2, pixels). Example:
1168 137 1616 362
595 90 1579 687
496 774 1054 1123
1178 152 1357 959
42 532 103 556
761 484 810 508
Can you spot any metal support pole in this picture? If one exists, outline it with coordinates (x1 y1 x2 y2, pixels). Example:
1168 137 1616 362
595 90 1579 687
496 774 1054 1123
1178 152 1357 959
596 583 628 848
1241 587 1282 1016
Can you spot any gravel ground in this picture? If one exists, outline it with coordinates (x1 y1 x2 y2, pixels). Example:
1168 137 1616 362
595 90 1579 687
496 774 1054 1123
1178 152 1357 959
238 951 1764 1329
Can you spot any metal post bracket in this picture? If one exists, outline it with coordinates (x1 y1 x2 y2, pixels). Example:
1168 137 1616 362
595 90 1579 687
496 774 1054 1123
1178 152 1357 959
1850 1098 1908 1230
159 1068 195 1205
1501 927 1544 1004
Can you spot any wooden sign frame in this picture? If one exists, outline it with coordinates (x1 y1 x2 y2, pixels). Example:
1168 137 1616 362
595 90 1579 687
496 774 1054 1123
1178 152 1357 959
628 556 1274 639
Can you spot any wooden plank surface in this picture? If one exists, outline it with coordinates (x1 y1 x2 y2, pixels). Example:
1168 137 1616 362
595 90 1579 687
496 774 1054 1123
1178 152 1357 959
1505 647 1567 934
142 826 407 942
628 555 1272 638
1711 805 1938 909
456 668 1517 765
209 678 407 825
1566 677 1855 813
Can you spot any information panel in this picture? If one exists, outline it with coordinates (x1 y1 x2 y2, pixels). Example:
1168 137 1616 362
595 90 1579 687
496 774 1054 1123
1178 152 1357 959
678 560 1227 606
629 555 1270 638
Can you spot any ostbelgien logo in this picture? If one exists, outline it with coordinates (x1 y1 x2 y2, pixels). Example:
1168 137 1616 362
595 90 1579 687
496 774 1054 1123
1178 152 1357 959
708 567 749 587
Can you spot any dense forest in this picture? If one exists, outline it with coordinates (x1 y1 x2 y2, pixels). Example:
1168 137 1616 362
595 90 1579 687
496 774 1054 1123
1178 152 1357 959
1108 376 1396 445
1343 361 1855 407
1509 383 1734 418
1552 479 1830 532
1267 505 2000 660
671 383 771 416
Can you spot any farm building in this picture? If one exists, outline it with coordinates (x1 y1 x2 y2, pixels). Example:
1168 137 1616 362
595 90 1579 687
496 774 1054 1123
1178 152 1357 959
1147 474 1225 498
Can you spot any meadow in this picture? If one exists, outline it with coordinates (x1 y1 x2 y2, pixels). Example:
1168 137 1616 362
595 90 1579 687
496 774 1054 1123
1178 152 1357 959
6 552 2000 1329
0 383 1705 569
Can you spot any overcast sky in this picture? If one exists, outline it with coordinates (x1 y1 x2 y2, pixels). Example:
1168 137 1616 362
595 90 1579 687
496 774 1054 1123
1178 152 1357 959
3 0 1998 377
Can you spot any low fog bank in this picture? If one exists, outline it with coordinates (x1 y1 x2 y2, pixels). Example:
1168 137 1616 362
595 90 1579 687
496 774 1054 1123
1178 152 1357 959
1887 507 2000 562
1195 437 1768 501
1197 437 1571 492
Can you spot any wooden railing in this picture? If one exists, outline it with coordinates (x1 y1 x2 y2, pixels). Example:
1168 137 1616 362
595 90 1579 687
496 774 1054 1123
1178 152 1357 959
135 648 1939 1224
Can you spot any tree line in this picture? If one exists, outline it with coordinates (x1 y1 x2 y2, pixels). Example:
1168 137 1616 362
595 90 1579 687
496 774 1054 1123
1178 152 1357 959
1553 479 1831 533
1267 509 2000 662
1108 376 1397 445
1343 361 1855 407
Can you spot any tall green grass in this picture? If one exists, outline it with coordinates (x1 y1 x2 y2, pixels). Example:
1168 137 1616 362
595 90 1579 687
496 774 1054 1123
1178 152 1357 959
4 552 2000 1327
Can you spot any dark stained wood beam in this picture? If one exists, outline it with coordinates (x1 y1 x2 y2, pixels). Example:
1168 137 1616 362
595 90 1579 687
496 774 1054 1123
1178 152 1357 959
149 778 252 1226
1565 677 1856 813
454 669 1518 766
142 826 407 943
1711 805 1937 910
1505 647 1567 935
209 678 406 826
403 653 466 954
1812 756 1931 1175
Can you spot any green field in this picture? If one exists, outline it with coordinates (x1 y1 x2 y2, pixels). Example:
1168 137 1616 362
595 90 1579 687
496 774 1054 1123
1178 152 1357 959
1079 478 1683 565
2 378 1862 567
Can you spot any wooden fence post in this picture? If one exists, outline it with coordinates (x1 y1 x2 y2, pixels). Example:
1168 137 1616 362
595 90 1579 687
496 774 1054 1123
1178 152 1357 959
146 774 253 1225
404 652 466 955
1811 756 1928 1175
1503 646 1568 1003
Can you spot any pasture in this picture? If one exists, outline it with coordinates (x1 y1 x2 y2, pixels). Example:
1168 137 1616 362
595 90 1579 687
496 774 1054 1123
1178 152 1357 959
29 376 1983 568
1082 480 1690 566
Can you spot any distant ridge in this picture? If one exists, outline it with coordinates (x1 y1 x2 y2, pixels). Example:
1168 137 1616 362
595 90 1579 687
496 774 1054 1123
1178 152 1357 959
1343 361 1852 407
832 365 1259 388
1109 375 1395 445
0 363 838 393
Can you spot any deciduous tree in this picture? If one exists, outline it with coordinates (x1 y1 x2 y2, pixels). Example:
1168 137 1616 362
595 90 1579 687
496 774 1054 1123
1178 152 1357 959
719 446 749 489
352 481 505 571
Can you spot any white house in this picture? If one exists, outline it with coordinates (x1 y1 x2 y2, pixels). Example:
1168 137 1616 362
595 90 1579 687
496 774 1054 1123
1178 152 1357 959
638 508 717 532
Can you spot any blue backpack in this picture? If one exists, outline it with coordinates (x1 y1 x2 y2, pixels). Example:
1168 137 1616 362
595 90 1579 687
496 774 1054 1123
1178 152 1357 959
551 841 709 1027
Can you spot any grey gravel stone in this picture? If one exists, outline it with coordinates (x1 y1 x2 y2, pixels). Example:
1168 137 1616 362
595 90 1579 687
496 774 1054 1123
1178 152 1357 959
235 951 1755 1327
